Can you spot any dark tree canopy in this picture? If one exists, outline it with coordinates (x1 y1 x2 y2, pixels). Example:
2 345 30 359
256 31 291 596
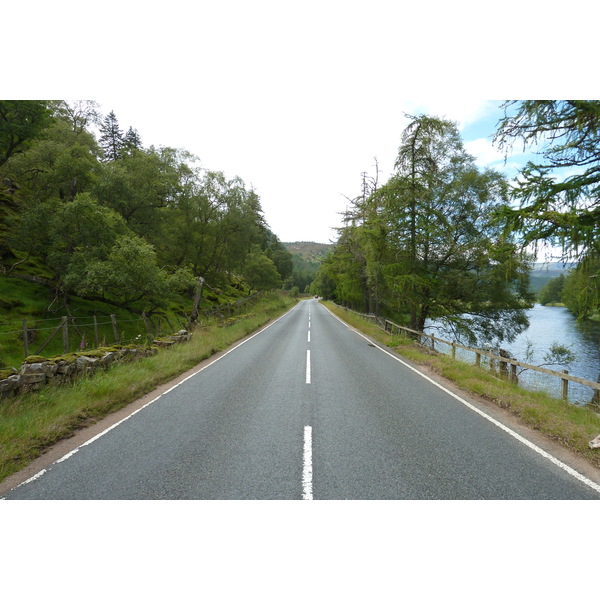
98 110 124 161
0 100 53 167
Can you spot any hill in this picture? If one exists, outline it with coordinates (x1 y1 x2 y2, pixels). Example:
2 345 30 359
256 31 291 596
283 242 333 263
282 242 333 293
529 262 575 294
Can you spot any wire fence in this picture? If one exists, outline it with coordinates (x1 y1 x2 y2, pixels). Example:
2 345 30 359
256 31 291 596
0 293 264 368
333 303 600 407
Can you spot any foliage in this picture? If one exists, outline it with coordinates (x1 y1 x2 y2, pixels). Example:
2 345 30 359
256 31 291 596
242 248 282 291
0 101 290 323
0 100 53 167
561 258 600 319
494 100 600 260
316 115 534 345
67 233 196 309
520 337 576 374
99 110 124 161
538 274 566 305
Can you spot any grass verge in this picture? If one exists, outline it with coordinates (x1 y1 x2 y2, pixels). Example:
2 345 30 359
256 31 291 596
0 292 297 483
323 301 600 471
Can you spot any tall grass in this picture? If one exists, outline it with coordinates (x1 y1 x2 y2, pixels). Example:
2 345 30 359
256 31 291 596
0 292 297 483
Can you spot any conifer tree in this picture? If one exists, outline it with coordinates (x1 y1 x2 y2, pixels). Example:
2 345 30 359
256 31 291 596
98 110 124 161
122 126 142 155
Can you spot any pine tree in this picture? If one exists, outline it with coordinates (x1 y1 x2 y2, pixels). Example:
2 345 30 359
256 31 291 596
98 110 124 161
122 126 142 156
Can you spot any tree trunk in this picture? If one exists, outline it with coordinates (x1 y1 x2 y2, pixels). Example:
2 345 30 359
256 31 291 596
190 276 205 325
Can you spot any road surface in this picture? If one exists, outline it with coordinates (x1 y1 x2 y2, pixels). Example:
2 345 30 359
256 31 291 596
3 299 600 499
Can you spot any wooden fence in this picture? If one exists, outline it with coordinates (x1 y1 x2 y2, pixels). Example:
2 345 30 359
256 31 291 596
334 305 600 404
2 293 265 363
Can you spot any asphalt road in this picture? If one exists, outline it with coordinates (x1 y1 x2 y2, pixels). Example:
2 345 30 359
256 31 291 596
3 299 600 499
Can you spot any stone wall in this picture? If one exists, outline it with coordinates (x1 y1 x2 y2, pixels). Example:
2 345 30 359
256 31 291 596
0 329 192 399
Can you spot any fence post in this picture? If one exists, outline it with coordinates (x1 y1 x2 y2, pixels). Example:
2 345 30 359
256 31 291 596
61 316 69 353
510 363 518 384
142 312 154 341
475 351 481 368
22 319 29 358
561 370 569 401
93 316 100 347
499 358 508 379
451 342 456 359
111 314 120 344
592 375 600 405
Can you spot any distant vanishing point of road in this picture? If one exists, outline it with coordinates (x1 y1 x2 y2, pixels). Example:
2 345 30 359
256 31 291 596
3 299 600 500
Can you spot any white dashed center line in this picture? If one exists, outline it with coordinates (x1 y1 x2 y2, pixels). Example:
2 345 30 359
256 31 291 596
302 425 313 500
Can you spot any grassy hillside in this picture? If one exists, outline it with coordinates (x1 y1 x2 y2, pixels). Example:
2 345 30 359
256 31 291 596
0 261 254 370
283 242 333 293
529 262 574 295
283 241 333 262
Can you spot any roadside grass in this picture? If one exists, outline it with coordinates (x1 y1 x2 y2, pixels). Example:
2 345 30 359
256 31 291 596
0 292 297 483
323 301 600 470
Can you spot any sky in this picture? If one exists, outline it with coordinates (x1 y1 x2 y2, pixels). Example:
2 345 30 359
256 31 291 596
4 2 600 582
6 0 598 247
93 97 511 244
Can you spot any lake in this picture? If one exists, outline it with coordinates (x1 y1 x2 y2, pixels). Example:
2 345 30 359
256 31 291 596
427 304 600 405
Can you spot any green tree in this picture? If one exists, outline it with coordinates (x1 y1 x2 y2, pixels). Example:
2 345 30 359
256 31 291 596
384 115 533 341
45 193 129 290
0 100 53 167
122 126 142 156
2 114 101 203
321 115 534 345
242 248 282 292
319 225 369 309
99 110 124 161
74 234 195 310
561 259 600 319
494 100 600 259
538 274 566 305
94 147 185 241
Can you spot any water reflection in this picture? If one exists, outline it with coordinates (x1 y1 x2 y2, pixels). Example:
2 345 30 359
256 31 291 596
427 305 600 405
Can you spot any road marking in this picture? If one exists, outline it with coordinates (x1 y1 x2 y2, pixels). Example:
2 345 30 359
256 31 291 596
306 350 311 384
324 306 600 496
303 426 313 500
308 330 311 343
3 301 305 497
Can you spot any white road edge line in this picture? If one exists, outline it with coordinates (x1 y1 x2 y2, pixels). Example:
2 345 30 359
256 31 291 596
324 305 600 496
4 300 304 496
306 350 311 384
303 425 313 500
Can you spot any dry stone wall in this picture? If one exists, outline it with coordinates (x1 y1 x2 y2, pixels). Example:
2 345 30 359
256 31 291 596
0 330 192 399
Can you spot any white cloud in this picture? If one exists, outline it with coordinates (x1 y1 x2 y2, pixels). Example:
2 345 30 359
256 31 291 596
464 138 506 168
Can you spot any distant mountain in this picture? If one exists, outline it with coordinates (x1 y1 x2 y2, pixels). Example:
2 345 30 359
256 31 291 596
529 262 575 294
283 242 333 263
530 262 575 278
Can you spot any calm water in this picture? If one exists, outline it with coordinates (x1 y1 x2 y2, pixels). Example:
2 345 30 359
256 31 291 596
427 305 600 405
